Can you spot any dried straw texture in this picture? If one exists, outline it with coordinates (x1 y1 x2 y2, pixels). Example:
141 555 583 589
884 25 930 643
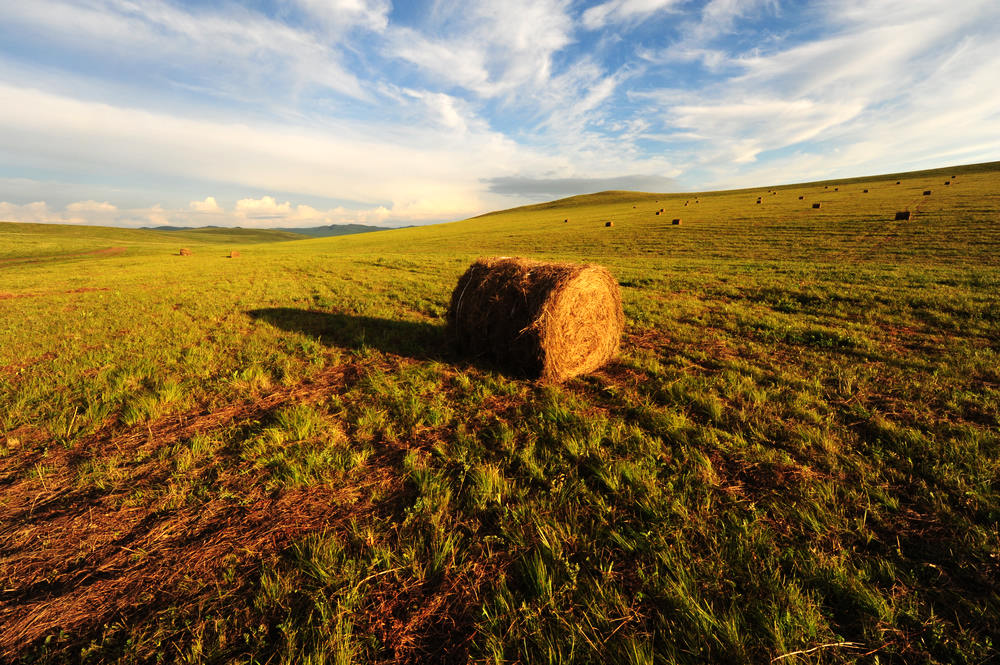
447 257 624 382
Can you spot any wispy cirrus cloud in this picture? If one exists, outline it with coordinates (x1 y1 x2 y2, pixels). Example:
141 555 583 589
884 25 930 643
632 0 1000 184
581 0 684 30
386 0 575 99
0 0 374 102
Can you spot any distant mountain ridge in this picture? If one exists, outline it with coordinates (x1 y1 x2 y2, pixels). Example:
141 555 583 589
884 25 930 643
145 223 406 238
280 223 410 237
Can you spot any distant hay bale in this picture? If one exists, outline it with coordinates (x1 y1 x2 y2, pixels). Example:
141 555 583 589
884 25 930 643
660 208 664 212
798 196 804 200
923 190 932 195
896 181 901 184
671 218 681 225
447 257 624 382
894 211 911 221
863 189 869 193
812 203 821 209
944 181 950 185
179 248 192 256
655 211 661 215
229 250 240 258
564 219 568 223
605 221 614 227
834 187 839 191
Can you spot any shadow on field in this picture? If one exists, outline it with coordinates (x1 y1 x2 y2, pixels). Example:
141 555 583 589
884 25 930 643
248 308 448 361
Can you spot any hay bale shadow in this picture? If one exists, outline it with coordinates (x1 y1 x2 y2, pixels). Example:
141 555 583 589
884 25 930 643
248 308 447 362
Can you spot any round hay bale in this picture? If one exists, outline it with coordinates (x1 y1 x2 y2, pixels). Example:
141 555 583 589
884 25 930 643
812 203 821 209
798 196 804 200
923 190 932 196
671 218 681 225
229 250 240 258
605 221 614 227
447 257 623 382
894 211 911 221
179 248 192 256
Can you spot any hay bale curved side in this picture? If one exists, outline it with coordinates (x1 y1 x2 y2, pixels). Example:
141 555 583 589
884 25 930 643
447 257 624 382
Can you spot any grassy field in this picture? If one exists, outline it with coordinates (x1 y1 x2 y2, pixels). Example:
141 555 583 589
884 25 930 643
1 161 998 664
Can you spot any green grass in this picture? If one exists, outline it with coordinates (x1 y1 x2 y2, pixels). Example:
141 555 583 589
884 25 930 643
1 161 998 664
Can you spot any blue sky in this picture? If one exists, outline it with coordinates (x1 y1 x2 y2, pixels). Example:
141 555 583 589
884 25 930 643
1 0 998 228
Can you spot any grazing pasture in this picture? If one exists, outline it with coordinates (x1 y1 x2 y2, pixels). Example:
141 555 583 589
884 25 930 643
1 162 999 664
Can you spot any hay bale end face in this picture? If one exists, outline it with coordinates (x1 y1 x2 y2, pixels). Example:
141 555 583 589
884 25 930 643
605 221 614 227
655 211 661 215
447 257 624 382
812 203 821 209
923 190 932 196
894 211 911 221
179 248 192 256
229 250 241 258
671 218 681 225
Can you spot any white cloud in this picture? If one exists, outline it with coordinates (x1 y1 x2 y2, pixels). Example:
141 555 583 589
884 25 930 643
235 196 293 218
386 0 575 99
0 0 370 101
0 196 438 229
633 0 1000 179
0 201 55 224
0 200 120 225
581 0 683 30
0 81 677 225
66 200 117 213
190 196 221 212
285 0 391 32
